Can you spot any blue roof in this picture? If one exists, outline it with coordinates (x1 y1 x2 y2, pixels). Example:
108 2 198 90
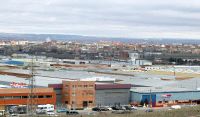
4 60 24 66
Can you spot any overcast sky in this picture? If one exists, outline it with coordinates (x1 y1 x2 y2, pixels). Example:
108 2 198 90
1 0 200 39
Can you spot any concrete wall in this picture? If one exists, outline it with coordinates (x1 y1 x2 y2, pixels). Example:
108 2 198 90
96 89 130 106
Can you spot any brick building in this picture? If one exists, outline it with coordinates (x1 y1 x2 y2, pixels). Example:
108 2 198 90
62 81 95 109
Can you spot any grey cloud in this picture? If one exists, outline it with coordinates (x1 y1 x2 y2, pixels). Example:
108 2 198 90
1 0 200 38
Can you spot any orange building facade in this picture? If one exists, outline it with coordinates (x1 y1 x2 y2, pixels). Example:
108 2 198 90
62 81 95 109
0 88 56 106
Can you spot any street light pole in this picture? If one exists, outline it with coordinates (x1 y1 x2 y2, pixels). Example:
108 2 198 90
150 89 152 108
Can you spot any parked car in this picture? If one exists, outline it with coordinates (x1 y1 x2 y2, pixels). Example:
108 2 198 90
111 106 126 110
66 110 79 115
123 106 132 110
57 108 68 113
131 105 138 110
111 106 121 110
145 109 153 112
92 107 101 111
104 106 112 111
99 107 109 111
9 106 27 114
111 106 119 110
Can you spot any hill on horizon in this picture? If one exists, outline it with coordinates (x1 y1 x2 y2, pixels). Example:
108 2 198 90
0 32 199 44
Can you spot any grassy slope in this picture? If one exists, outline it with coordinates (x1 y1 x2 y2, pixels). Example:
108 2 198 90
100 107 200 117
83 106 200 117
22 106 200 117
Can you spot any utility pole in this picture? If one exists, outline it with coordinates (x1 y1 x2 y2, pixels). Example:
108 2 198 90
27 56 36 116
150 89 152 108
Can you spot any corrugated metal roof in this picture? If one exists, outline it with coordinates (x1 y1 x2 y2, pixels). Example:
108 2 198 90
95 84 131 90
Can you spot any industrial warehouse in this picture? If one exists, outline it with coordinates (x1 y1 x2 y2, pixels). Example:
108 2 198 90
0 55 199 116
1 80 200 110
130 87 200 107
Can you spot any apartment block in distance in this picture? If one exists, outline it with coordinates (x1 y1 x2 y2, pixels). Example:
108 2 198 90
62 81 95 109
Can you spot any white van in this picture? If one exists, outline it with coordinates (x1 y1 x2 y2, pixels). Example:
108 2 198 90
170 105 181 109
36 104 54 114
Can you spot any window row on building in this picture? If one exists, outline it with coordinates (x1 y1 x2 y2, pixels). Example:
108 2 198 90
0 95 53 100
65 84 94 89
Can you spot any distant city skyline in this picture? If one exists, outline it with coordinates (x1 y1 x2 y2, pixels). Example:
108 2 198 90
1 0 200 39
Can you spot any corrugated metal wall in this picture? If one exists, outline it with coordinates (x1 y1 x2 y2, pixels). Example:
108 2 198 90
131 91 200 103
96 89 130 106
